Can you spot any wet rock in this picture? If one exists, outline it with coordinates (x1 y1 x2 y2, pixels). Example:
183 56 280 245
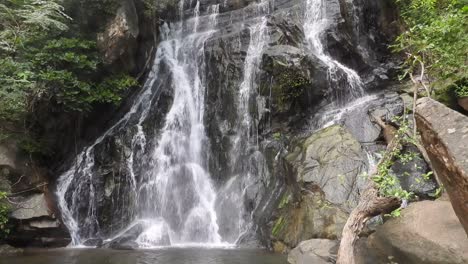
260 45 327 117
341 92 404 143
415 97 468 235
0 244 23 255
7 193 70 247
97 0 139 70
103 222 145 250
109 240 139 250
271 190 348 252
83 238 104 247
285 125 367 210
390 144 438 198
367 200 468 264
288 239 338 264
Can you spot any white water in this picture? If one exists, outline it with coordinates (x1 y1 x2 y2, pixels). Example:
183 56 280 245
56 0 371 249
57 1 226 247
56 0 274 248
135 2 222 246
304 0 364 106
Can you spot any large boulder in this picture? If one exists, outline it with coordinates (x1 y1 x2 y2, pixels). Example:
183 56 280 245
367 200 468 264
270 190 348 253
0 142 70 247
285 125 368 210
415 97 468 235
288 239 337 264
7 193 70 247
260 45 327 117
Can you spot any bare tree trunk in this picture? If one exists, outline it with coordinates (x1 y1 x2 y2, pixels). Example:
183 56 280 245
336 117 402 264
337 185 400 264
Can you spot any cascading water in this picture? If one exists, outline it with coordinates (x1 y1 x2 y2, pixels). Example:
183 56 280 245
56 0 376 249
303 0 371 131
57 0 226 247
304 0 364 104
56 0 274 248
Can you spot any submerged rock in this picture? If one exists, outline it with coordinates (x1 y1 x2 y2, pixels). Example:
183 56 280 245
0 244 23 255
367 200 468 264
288 239 337 264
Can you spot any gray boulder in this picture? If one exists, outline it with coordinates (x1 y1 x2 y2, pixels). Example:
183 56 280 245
10 194 51 220
367 200 468 264
271 191 348 253
416 97 468 235
285 125 368 210
288 239 337 264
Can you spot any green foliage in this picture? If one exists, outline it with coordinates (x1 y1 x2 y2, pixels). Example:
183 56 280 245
0 0 71 53
273 132 282 141
393 0 468 94
0 0 137 155
452 78 468 98
142 0 177 19
372 118 415 201
386 207 402 218
429 185 444 198
0 192 10 238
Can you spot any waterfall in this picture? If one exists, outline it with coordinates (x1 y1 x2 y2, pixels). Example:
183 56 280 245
57 1 226 247
221 0 271 243
304 0 364 106
56 0 274 248
56 0 372 248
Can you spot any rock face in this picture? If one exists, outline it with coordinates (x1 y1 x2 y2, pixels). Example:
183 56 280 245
288 239 337 264
270 126 367 251
286 125 368 210
390 144 438 198
367 200 468 264
0 142 70 247
97 0 139 69
415 97 468 235
7 194 70 247
271 191 347 253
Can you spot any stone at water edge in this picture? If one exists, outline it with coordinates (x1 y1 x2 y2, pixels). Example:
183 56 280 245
287 239 337 264
415 97 468 235
367 200 468 264
271 191 348 253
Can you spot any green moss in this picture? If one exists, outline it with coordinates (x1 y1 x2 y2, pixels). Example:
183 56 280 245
278 193 290 209
434 84 458 108
272 69 309 111
271 216 285 237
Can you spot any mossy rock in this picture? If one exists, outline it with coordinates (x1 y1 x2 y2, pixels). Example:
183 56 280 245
270 191 348 252
260 45 315 115
285 125 367 210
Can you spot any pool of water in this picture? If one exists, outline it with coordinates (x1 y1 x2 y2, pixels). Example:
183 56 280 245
0 248 288 264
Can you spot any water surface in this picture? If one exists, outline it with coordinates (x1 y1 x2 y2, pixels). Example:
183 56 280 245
0 248 287 264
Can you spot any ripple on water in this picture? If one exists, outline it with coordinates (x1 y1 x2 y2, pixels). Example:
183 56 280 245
0 248 288 264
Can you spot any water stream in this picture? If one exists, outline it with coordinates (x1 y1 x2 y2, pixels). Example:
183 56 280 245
56 0 369 249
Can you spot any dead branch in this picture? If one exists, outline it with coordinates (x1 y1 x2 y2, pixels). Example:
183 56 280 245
336 116 402 264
